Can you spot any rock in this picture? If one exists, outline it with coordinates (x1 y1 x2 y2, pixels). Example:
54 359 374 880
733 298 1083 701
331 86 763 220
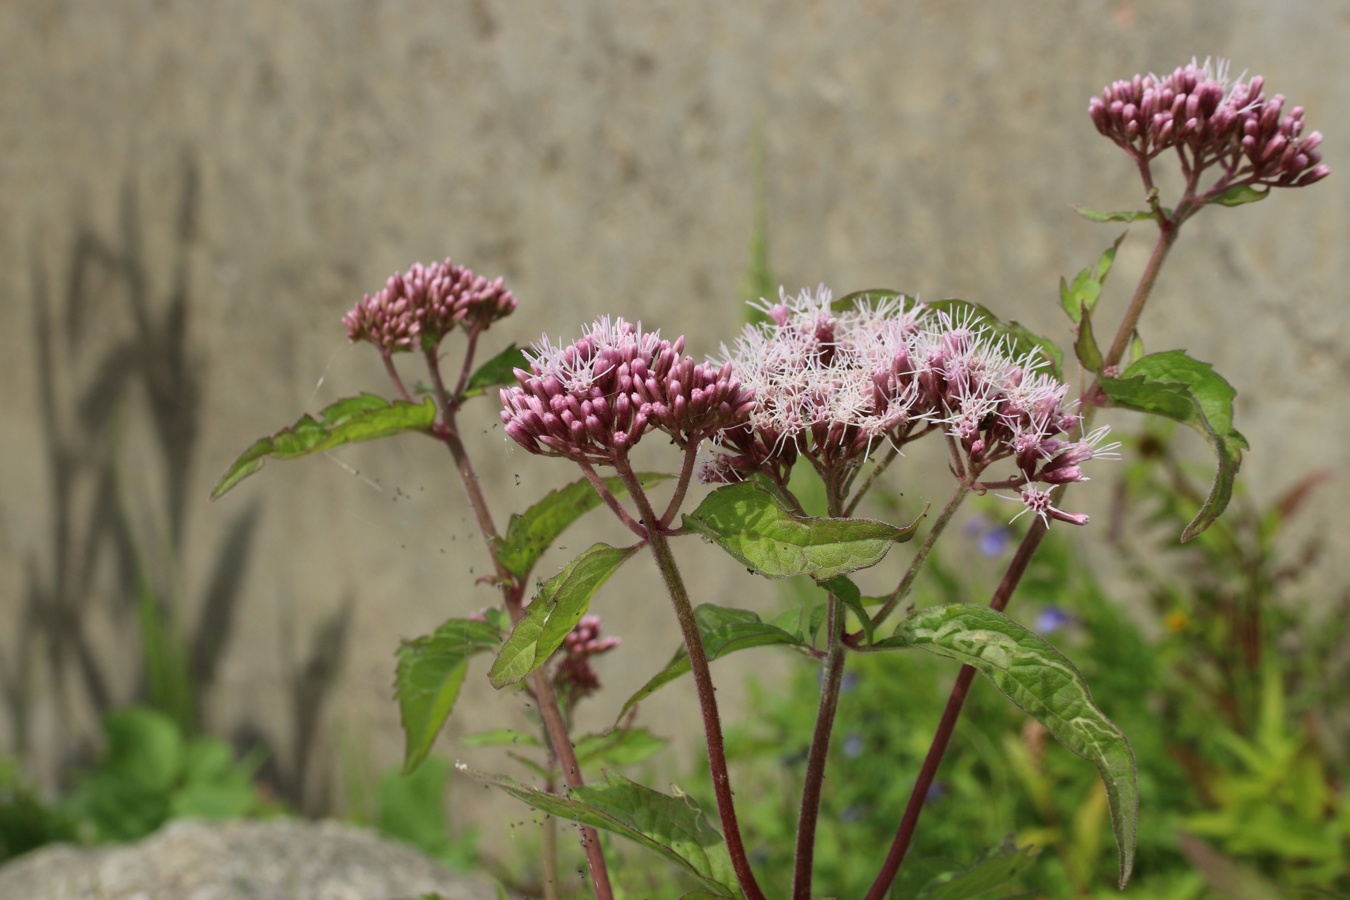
0 819 501 900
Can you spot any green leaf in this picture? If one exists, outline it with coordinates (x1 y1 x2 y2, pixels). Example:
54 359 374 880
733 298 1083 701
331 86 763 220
1073 301 1104 375
1211 183 1270 208
880 605 1137 888
210 394 437 499
1098 351 1248 539
927 298 1064 378
819 575 874 645
616 604 808 723
494 473 670 579
1060 233 1126 324
921 841 1038 899
98 708 184 793
461 768 739 898
395 618 503 774
572 727 668 768
682 482 920 581
488 543 640 689
460 344 530 399
1072 206 1158 224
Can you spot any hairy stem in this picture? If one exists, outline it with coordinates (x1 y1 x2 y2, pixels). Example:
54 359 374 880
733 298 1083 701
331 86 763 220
381 351 414 403
577 460 647 538
659 441 701 527
792 602 847 899
1102 212 1179 370
791 480 850 898
615 458 767 900
844 445 900 516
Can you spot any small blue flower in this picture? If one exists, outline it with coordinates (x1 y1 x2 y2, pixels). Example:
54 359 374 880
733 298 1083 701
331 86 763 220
842 732 864 759
1034 605 1073 635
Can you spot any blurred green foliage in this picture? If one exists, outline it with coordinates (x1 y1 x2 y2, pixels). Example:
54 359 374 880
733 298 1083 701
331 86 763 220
0 706 265 862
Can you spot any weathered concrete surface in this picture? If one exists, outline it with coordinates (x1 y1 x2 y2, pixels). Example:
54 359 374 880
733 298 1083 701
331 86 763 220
0 819 499 900
1 0 1346 861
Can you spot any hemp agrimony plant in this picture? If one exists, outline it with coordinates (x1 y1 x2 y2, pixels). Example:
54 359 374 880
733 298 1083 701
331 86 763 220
212 60 1327 898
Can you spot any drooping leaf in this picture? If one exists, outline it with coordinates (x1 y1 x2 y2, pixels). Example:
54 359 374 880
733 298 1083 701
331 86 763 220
616 604 809 723
682 482 920 581
1211 183 1270 208
1071 206 1158 224
878 604 1137 888
210 394 436 499
1098 350 1247 539
395 618 503 774
460 344 531 399
494 473 670 579
1073 302 1104 375
928 298 1064 378
461 768 740 898
1060 232 1127 325
818 575 874 645
488 543 640 689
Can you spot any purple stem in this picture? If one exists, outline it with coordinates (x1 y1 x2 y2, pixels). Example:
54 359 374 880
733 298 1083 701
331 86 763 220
614 457 767 900
864 516 1049 900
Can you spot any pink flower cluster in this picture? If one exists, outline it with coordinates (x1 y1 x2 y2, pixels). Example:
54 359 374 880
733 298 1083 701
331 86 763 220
709 287 927 479
500 316 754 465
343 258 517 354
709 288 1116 526
1088 58 1328 188
553 614 620 704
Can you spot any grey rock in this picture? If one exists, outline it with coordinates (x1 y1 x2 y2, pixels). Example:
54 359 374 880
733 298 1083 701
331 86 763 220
0 819 500 900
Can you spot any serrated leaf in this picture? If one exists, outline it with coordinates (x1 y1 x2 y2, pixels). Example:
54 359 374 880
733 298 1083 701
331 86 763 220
880 605 1137 888
488 543 639 689
461 768 740 898
1060 233 1126 325
395 618 502 774
211 394 436 499
682 482 920 581
928 298 1064 379
617 604 808 723
1072 206 1157 224
1212 183 1270 208
494 473 670 579
460 344 530 399
1074 302 1104 375
1098 350 1248 539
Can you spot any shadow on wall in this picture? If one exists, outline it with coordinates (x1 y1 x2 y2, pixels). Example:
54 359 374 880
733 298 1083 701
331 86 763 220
4 151 350 816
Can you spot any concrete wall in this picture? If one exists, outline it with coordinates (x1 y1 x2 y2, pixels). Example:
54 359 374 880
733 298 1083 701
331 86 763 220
2 0 1346 843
